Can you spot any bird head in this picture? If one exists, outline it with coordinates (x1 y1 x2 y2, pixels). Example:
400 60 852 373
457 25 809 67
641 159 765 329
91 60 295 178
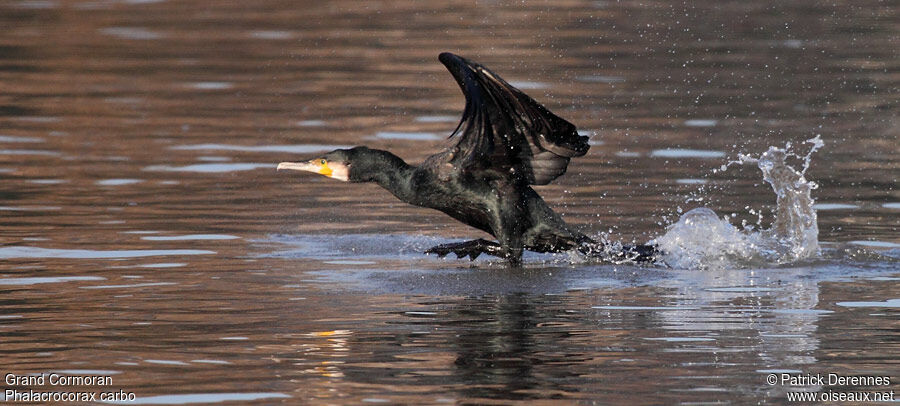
278 146 410 184
277 148 353 182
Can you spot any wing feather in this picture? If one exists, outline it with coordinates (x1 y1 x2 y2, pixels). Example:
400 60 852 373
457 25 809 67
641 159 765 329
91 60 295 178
439 52 589 185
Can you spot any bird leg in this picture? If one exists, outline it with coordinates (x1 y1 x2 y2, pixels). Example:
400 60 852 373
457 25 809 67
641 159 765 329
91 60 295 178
425 238 505 260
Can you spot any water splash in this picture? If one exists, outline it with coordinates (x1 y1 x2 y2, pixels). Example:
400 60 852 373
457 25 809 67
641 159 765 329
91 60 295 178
753 136 822 259
651 207 763 269
653 136 824 269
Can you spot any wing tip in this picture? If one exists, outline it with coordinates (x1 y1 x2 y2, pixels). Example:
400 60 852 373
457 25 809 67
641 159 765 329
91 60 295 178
438 52 470 79
437 51 590 184
439 52 479 139
438 52 457 65
571 134 591 156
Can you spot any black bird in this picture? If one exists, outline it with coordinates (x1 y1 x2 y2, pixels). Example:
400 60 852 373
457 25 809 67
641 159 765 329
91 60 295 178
278 52 657 265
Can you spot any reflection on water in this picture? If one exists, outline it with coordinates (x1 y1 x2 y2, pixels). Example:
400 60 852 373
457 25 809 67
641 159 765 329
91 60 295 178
373 131 443 141
0 276 105 285
143 163 274 172
650 149 726 158
171 144 352 154
96 179 144 186
813 203 859 210
0 246 215 259
111 392 292 405
838 299 900 308
0 0 896 404
99 27 165 40
683 119 719 128
141 234 239 241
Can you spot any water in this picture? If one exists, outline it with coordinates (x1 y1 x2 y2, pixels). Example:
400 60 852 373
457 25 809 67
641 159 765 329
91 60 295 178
655 137 826 269
1 0 897 404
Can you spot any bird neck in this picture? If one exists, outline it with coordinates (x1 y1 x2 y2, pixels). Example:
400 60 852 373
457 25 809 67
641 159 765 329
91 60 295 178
362 150 417 203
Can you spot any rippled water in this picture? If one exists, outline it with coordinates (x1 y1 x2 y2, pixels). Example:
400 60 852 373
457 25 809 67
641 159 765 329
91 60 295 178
1 0 897 404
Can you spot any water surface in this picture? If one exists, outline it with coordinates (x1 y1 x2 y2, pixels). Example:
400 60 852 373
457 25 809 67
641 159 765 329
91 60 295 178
0 0 896 404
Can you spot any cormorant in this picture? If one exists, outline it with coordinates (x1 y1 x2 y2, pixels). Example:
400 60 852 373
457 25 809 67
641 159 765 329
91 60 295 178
278 52 657 265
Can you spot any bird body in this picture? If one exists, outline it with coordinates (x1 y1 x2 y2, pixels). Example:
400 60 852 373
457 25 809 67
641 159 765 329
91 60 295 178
278 53 656 265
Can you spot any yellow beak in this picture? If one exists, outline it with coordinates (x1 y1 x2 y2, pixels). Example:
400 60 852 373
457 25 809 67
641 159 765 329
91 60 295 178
277 160 348 181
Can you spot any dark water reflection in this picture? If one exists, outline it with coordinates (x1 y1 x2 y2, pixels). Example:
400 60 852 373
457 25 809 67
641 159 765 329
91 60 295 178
1 0 897 404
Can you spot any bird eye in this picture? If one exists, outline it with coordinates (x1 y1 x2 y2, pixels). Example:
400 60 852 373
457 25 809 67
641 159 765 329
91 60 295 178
320 159 327 165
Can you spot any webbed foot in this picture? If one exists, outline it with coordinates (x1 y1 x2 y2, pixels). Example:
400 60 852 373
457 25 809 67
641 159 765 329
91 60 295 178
425 238 504 260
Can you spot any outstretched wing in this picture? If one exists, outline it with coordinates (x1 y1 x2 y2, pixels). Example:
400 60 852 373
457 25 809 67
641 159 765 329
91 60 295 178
439 52 589 185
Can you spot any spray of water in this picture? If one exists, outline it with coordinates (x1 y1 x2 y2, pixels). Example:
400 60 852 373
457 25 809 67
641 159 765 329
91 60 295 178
652 136 824 269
